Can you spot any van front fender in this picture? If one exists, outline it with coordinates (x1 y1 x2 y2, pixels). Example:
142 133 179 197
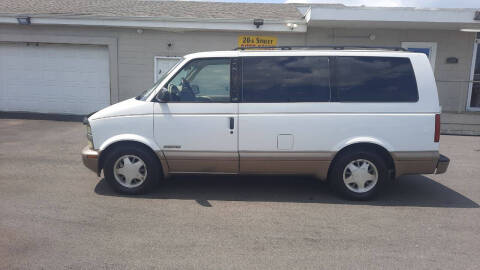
98 134 160 152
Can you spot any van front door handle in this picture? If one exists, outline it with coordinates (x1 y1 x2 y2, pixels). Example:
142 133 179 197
229 117 234 129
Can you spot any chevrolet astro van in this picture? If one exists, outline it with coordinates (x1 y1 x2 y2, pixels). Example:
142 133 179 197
82 46 450 200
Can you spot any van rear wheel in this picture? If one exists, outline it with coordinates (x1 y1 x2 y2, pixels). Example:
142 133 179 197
329 150 387 200
104 146 160 195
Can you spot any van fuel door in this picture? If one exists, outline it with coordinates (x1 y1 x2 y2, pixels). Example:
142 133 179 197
277 134 294 150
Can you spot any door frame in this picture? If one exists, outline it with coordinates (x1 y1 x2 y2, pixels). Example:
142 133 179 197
154 56 181 83
467 39 480 112
401 42 437 71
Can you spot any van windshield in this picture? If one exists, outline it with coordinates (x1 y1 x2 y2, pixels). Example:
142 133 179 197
136 58 184 101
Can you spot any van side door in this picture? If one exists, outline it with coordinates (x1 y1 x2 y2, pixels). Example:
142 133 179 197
238 56 332 176
153 58 240 173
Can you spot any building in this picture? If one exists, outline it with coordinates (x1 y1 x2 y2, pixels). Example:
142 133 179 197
0 0 479 134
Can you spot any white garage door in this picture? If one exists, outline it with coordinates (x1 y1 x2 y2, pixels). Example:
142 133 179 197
0 43 110 115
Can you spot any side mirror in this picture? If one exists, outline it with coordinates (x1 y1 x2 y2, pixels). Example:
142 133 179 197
156 88 170 103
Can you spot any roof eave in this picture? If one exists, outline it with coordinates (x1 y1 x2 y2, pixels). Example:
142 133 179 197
0 14 307 32
305 5 480 30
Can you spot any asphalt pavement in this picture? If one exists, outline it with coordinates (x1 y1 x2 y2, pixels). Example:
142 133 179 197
1 118 479 269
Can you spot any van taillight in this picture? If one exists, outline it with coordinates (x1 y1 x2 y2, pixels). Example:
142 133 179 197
434 114 440 142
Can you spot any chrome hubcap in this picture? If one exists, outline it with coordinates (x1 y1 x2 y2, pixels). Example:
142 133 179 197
343 159 378 193
113 155 147 188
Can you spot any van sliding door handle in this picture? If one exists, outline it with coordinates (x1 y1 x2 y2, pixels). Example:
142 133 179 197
229 117 234 129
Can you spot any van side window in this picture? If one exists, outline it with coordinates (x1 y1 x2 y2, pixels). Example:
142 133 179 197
165 58 231 102
242 56 330 102
334 57 418 102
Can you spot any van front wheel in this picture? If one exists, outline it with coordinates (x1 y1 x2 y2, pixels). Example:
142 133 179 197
329 151 387 200
104 146 160 195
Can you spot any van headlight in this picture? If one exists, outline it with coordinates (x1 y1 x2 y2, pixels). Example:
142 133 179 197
86 122 94 149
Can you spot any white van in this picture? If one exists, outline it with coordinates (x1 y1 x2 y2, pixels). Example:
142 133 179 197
82 47 449 200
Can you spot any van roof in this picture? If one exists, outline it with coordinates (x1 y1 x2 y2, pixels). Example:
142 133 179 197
184 49 419 59
234 45 407 51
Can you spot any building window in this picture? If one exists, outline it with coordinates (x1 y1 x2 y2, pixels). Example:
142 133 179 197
401 42 437 71
468 40 480 110
154 56 181 83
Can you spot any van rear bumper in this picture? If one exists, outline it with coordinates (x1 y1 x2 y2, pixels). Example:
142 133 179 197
435 154 450 174
393 151 449 177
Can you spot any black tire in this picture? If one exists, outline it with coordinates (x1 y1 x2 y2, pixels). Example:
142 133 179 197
329 150 388 200
104 146 160 195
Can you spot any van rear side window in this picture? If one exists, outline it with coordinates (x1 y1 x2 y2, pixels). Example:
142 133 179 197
242 56 330 102
334 57 418 102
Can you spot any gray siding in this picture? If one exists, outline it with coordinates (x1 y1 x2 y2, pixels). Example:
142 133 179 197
0 24 304 100
0 23 477 117
306 27 476 113
116 29 304 98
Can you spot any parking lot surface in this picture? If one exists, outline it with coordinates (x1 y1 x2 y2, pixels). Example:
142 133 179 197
1 118 480 269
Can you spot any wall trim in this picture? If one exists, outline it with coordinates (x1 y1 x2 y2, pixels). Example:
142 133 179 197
467 39 480 111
